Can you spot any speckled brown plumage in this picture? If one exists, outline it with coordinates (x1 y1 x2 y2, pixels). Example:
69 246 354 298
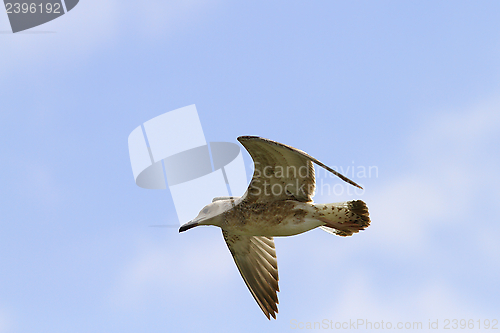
179 136 371 320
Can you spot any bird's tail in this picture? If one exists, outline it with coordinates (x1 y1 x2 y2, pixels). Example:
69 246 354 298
314 200 370 236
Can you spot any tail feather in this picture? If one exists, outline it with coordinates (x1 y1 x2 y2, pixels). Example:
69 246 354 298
316 200 370 237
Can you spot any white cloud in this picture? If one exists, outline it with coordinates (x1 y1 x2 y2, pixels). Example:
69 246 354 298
0 0 120 76
0 307 14 333
0 0 221 77
321 271 482 326
296 97 500 324
357 98 500 255
108 233 234 310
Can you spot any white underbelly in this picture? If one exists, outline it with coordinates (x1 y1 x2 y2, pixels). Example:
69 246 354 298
263 217 324 236
231 216 323 237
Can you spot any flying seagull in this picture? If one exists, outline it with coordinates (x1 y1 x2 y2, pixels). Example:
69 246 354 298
179 136 370 319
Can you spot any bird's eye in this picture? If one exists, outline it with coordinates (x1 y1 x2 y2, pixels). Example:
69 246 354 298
202 208 209 214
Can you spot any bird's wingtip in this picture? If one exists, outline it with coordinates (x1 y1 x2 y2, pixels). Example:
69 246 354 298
237 135 261 142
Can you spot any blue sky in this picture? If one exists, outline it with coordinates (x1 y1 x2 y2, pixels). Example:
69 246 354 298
1 1 500 332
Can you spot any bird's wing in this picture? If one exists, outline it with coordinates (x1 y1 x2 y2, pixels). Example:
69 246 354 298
238 136 362 203
222 230 279 319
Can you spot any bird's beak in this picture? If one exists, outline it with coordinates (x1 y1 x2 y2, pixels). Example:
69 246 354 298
179 219 199 233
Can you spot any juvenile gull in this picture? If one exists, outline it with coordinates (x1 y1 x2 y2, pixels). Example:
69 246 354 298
179 136 370 319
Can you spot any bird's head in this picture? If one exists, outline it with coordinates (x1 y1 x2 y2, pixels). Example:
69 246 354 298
179 200 234 232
